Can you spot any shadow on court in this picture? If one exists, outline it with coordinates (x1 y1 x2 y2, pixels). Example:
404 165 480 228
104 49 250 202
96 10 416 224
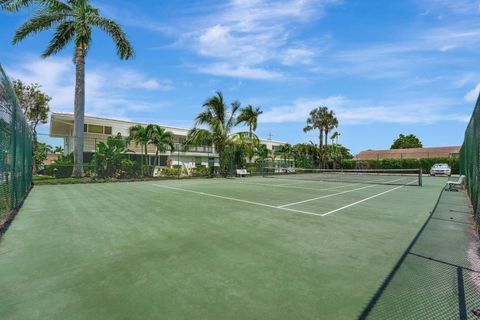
359 188 480 319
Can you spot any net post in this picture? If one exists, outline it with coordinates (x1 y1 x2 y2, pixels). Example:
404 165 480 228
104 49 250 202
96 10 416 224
419 168 423 186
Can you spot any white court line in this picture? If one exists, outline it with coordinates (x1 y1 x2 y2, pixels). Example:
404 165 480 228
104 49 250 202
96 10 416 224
232 180 357 192
277 184 377 208
320 180 417 216
278 176 409 208
152 184 323 217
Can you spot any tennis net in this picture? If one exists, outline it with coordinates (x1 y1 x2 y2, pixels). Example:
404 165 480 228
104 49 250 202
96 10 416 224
262 168 423 186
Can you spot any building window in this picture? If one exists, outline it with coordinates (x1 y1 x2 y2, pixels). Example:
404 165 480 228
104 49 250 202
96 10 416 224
88 124 104 134
83 124 113 135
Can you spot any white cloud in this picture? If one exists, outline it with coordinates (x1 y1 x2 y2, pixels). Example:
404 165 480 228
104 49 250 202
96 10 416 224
196 63 283 80
175 0 339 78
7 57 173 119
464 83 480 102
261 96 470 124
281 48 316 66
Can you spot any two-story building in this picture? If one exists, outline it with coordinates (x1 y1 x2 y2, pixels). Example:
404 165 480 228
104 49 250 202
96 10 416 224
49 112 286 170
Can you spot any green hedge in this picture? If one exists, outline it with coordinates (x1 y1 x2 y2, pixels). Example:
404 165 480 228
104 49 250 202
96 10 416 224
340 157 459 174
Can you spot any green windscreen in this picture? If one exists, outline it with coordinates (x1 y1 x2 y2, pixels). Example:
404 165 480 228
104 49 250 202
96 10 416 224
0 63 33 231
459 94 479 225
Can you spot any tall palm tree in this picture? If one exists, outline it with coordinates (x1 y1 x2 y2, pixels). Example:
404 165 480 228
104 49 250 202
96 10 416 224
146 124 174 166
3 0 135 177
324 111 338 147
187 91 253 177
303 106 330 149
128 125 150 167
237 104 263 139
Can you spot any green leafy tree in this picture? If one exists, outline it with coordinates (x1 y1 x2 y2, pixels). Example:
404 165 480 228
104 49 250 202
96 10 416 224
237 104 263 139
390 134 423 149
3 0 135 177
187 91 253 177
146 124 174 166
33 142 52 169
12 80 50 135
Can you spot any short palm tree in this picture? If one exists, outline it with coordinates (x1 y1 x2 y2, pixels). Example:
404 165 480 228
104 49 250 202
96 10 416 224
146 124 174 166
2 0 135 177
237 104 263 139
187 92 253 177
128 125 150 168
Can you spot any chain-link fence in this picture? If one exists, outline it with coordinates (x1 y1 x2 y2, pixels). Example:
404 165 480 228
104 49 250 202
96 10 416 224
0 64 33 232
460 96 479 226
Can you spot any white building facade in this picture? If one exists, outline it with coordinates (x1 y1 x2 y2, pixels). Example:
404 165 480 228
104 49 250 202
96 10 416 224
49 113 286 170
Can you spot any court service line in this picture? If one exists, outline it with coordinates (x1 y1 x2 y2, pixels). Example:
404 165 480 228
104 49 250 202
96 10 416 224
277 176 410 208
277 184 377 208
321 184 407 217
152 184 323 217
231 180 357 192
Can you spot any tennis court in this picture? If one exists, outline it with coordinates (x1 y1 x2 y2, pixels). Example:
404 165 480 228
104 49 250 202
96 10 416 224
0 174 447 319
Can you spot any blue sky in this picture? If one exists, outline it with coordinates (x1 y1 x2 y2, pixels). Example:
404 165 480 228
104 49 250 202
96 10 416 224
0 0 477 153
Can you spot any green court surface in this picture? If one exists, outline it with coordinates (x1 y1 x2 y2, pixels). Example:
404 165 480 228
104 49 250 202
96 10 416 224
0 176 449 319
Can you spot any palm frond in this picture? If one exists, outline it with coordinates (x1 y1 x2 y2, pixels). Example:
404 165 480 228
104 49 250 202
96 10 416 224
12 12 67 44
187 128 213 146
87 15 135 60
41 20 74 57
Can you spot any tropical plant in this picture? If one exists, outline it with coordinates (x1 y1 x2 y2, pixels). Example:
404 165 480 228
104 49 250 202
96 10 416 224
92 136 126 178
128 125 150 167
303 107 329 149
237 104 263 139
3 0 135 177
146 124 174 166
276 143 294 166
33 142 52 170
255 143 270 161
53 146 64 154
324 110 338 147
187 91 254 177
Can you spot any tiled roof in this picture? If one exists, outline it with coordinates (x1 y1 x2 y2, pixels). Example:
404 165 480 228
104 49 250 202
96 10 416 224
355 146 461 160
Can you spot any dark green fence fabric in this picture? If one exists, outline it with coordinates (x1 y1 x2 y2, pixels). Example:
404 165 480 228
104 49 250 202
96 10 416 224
0 64 33 230
460 94 479 224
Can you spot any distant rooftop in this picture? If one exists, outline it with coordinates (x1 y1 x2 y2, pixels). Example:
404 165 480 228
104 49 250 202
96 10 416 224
355 146 461 160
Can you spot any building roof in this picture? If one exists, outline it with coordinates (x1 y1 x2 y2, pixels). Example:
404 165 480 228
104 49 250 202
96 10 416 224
355 146 461 160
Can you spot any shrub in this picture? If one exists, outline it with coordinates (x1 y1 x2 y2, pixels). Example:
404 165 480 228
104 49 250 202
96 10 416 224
340 157 459 174
192 165 209 177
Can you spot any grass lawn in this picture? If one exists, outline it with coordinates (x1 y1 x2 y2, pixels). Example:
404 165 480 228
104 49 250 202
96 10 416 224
0 176 447 319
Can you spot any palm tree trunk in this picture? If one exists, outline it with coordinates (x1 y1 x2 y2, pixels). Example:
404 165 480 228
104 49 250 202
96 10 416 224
144 143 148 170
72 47 86 177
156 149 159 166
325 129 329 147
218 143 225 177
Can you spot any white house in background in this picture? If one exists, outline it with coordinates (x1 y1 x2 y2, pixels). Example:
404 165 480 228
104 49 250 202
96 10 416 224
49 112 286 169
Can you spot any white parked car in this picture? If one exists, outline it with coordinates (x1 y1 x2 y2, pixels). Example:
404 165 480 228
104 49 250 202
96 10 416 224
430 163 451 176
